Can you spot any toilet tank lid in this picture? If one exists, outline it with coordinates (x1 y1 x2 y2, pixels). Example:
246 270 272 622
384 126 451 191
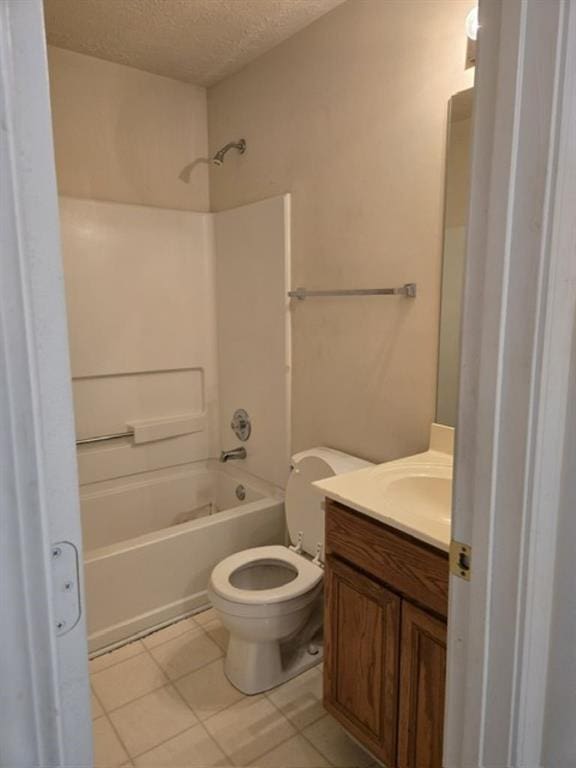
286 447 373 558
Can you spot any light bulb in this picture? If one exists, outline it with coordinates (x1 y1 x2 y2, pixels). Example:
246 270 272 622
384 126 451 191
466 7 479 41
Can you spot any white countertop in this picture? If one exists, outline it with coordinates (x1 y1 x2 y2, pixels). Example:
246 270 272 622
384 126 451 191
315 447 453 552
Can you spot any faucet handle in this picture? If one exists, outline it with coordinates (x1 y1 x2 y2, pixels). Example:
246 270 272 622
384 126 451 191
231 409 251 441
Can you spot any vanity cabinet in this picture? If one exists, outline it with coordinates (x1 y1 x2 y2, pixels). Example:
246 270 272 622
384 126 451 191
324 556 400 765
323 500 449 768
397 602 446 768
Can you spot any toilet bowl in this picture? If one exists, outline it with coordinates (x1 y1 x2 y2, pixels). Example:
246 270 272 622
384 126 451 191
208 448 372 694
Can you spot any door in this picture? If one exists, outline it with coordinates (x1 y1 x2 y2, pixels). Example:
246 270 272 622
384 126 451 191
0 1 92 766
324 556 400 767
445 1 576 765
398 602 447 768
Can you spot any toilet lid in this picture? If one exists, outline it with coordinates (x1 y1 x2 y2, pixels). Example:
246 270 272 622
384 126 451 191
286 448 374 561
285 453 335 559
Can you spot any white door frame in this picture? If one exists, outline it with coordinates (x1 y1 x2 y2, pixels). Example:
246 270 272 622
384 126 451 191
0 1 92 766
445 0 576 766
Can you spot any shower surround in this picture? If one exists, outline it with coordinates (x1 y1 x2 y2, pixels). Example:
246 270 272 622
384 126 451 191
59 194 291 652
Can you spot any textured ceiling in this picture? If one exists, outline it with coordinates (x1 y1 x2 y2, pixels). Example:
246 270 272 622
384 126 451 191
44 0 347 87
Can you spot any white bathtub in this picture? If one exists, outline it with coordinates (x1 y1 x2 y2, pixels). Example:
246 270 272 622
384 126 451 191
83 468 285 653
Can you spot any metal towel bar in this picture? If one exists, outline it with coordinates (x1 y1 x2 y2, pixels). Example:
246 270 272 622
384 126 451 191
76 430 133 446
288 283 416 300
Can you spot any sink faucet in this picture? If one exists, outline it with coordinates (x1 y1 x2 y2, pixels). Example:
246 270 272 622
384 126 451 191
220 447 247 463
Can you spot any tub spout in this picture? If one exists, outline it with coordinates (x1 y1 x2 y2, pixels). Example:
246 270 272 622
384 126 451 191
220 447 247 462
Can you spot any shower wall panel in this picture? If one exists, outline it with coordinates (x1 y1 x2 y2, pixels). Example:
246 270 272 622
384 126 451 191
214 195 291 489
59 197 218 548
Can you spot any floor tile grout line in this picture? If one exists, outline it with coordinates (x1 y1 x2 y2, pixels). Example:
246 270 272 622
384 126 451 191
142 621 206 653
95 654 238 723
143 618 224 666
147 619 222 655
238 728 303 767
170 676 201 713
141 625 225 690
91 639 327 728
296 724 339 768
98 655 215 762
127 718 203 761
89 608 212 672
130 717 228 764
261 686 330 761
94 653 226 717
90 683 107 719
200 690 308 766
124 638 171 689
191 684 265 726
143 640 225 686
204 713 295 768
95 679 168 716
182 718 230 766
94 650 325 722
95 646 322 725
262 677 340 768
299 711 377 768
90 613 224 761
94 708 132 766
89 644 148 676
91 614 342 766
141 616 208 652
96 679 332 764
102 682 176 717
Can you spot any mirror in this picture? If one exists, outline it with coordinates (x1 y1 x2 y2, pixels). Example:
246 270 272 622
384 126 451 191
436 88 474 428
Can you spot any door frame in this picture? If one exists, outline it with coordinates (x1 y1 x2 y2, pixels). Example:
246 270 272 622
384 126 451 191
445 0 576 765
0 1 92 766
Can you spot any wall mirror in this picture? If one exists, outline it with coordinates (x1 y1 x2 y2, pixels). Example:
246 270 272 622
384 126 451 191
436 88 474 427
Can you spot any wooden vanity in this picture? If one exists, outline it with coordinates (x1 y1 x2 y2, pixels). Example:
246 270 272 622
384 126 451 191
323 498 449 768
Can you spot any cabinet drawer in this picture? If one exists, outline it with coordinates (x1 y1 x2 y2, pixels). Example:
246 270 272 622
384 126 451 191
325 500 449 618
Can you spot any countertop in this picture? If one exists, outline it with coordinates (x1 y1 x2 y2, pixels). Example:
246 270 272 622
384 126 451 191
315 448 453 552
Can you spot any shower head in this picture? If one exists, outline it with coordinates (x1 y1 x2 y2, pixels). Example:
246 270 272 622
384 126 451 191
212 139 246 166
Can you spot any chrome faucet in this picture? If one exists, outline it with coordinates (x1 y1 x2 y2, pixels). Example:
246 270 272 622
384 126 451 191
219 447 247 463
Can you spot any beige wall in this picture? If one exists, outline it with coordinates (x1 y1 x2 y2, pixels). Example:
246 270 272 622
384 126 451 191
208 0 474 463
47 47 209 210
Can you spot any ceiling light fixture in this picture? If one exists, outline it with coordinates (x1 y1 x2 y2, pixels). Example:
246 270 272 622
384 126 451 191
466 7 479 41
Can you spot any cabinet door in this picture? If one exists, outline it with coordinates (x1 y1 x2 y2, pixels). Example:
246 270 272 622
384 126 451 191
398 602 447 768
324 556 400 766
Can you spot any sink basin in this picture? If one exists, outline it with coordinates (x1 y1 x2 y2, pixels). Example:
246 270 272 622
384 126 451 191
369 461 453 529
314 450 454 551
382 475 452 523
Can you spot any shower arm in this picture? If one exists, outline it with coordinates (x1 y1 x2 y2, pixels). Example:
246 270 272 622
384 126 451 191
212 139 246 165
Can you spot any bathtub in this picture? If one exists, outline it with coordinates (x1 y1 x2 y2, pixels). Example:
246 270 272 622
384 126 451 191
83 467 285 653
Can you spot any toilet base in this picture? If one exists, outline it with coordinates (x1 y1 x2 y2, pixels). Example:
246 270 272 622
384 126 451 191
224 632 323 695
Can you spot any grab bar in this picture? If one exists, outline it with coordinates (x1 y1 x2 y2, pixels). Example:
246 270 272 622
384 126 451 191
288 283 417 300
76 430 133 446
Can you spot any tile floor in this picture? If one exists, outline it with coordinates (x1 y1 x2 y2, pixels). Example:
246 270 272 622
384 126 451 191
90 608 376 768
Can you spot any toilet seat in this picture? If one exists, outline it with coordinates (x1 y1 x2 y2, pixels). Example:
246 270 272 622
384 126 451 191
210 545 323 606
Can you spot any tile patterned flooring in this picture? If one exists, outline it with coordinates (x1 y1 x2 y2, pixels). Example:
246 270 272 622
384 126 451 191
91 609 375 768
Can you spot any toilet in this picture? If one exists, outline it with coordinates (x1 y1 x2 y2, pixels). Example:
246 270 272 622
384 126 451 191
208 447 372 694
